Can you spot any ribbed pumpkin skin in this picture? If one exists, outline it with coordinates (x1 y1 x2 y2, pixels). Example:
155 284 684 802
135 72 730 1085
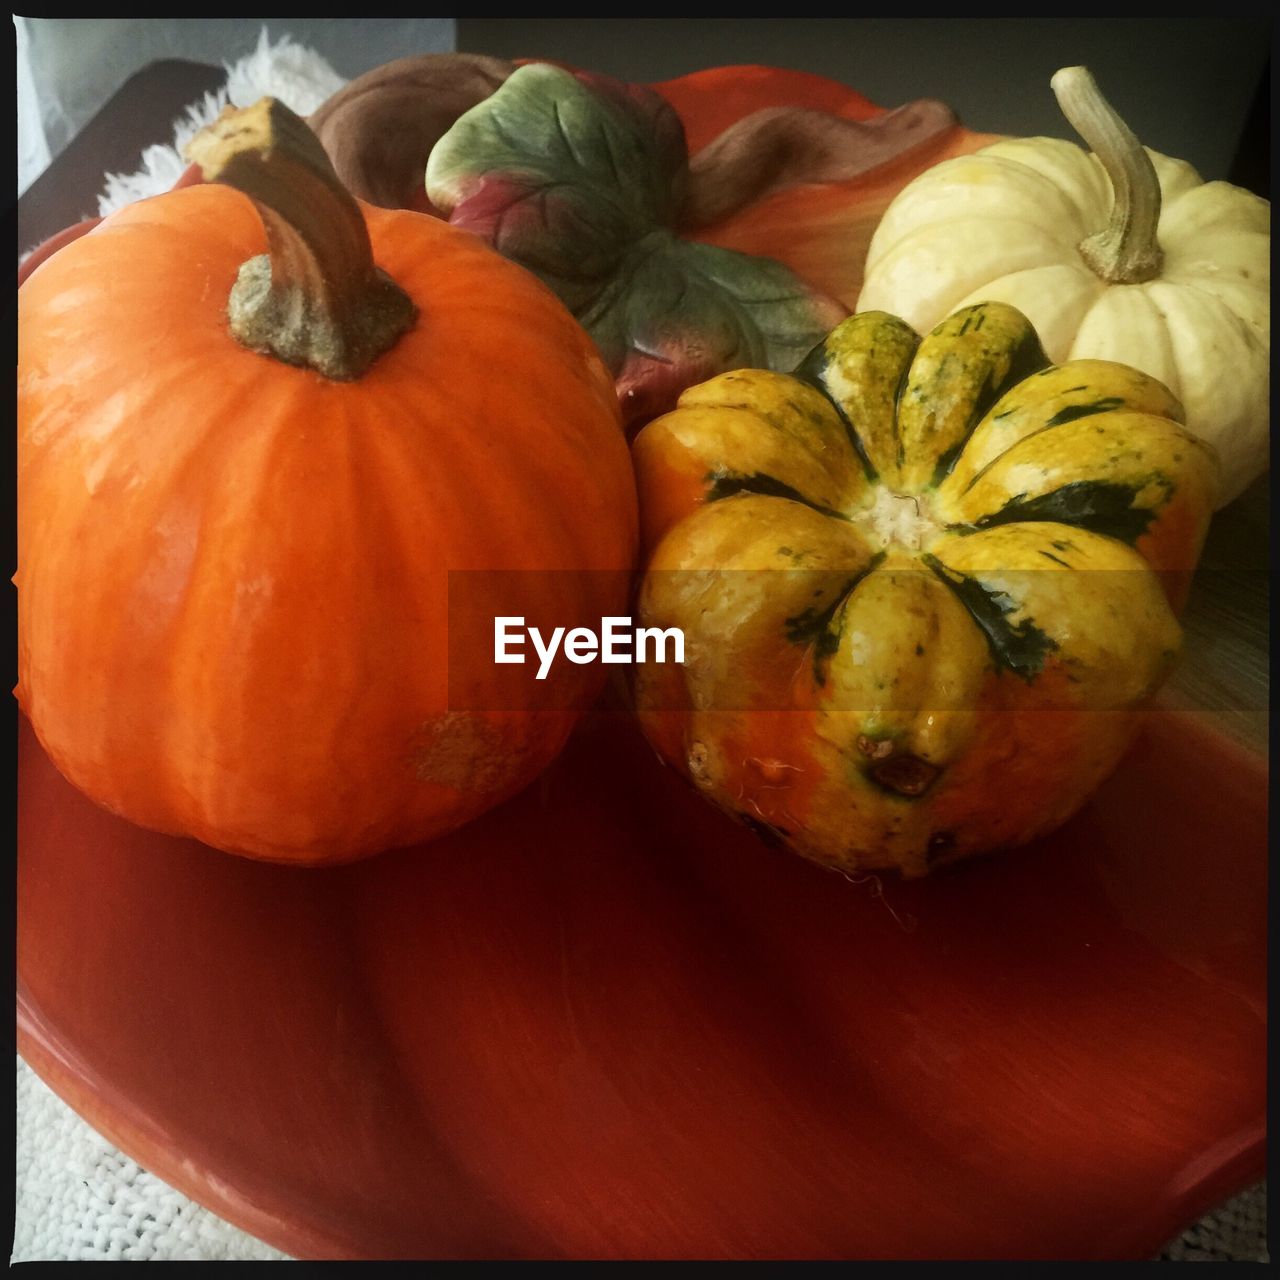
18 186 637 863
632 302 1215 878
856 138 1269 506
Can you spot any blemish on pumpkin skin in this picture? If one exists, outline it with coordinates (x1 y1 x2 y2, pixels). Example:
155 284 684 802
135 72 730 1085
857 735 894 760
410 713 516 791
748 756 801 784
870 753 940 797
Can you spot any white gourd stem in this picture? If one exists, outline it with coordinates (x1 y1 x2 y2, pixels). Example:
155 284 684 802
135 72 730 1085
1051 66 1163 285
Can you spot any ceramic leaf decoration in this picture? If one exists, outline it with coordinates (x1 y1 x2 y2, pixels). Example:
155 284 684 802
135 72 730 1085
427 63 848 428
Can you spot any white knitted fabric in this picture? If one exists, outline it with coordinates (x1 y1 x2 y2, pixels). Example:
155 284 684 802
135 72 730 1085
95 27 347 217
1159 1183 1269 1262
14 1057 289 1261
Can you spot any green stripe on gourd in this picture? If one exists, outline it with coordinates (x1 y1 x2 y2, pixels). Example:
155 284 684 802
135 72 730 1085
921 552 1059 681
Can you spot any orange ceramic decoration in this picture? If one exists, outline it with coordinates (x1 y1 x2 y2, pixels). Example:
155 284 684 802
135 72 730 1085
657 64 997 307
309 57 995 426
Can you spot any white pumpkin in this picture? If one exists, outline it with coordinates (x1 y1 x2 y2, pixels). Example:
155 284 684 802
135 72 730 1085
858 66 1269 506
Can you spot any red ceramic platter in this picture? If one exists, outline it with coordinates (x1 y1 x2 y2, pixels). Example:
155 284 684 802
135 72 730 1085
15 700 1268 1260
17 63 1268 1261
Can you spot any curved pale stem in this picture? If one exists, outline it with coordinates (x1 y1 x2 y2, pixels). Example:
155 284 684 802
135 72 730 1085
1051 66 1163 285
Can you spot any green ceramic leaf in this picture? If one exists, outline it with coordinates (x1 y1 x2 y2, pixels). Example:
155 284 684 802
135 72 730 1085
426 63 845 428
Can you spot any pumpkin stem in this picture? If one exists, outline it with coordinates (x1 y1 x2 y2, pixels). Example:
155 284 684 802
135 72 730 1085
184 98 416 380
1051 66 1163 286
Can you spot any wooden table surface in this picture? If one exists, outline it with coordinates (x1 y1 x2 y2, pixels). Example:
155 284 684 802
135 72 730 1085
1164 476 1269 757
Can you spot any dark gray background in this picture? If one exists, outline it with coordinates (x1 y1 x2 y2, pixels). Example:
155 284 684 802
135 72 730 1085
18 19 1270 194
458 18 1270 183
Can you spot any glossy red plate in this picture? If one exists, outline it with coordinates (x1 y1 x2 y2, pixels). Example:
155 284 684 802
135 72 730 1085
17 699 1266 1260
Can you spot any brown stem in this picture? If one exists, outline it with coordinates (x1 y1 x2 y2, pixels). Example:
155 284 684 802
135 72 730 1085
1050 66 1164 285
185 97 416 380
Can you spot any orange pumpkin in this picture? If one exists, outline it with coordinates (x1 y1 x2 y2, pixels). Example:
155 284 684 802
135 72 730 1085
17 99 637 865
